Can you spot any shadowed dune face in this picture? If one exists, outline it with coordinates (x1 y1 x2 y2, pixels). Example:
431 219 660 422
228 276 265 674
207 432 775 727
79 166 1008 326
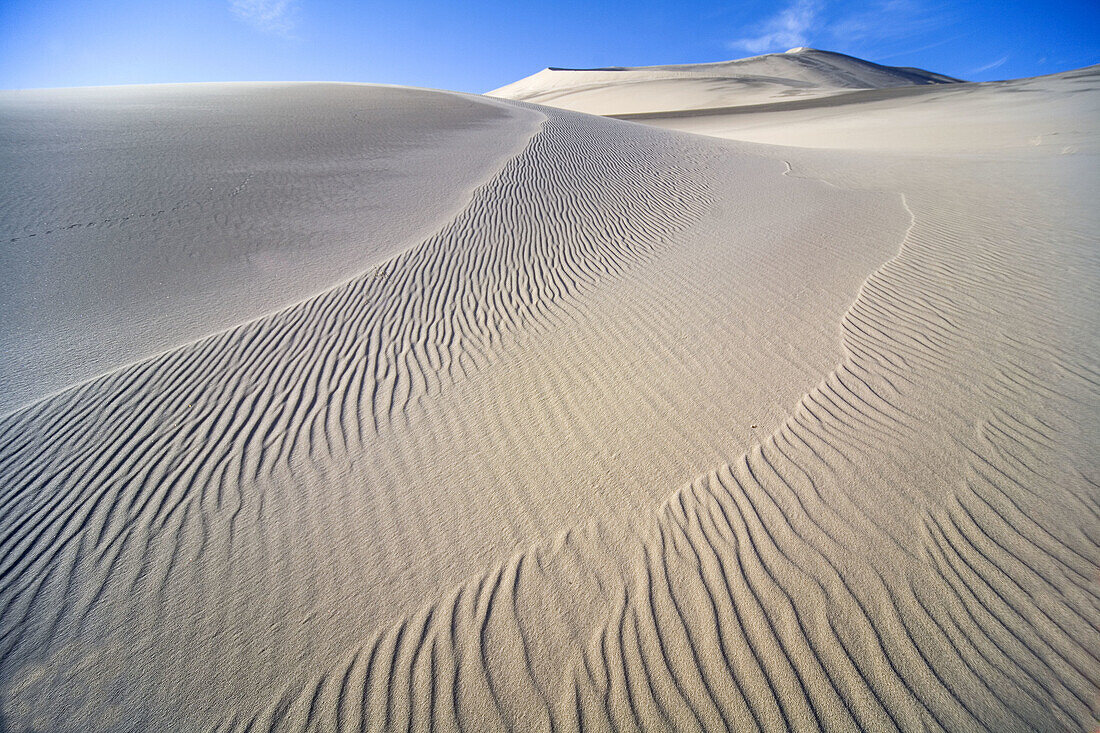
1 60 1098 733
0 84 541 413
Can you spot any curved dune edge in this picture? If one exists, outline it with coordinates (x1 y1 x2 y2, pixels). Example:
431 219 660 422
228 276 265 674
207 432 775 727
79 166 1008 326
0 107 713 459
0 106 721 724
0 85 548 416
195 158 1099 731
0 100 1096 731
486 48 960 117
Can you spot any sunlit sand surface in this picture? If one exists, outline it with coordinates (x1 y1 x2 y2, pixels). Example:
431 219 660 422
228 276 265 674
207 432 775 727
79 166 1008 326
1 49 1097 731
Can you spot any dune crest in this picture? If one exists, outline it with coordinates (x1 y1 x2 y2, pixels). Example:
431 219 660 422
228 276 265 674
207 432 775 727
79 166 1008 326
0 84 541 413
1 52 1098 732
487 48 960 116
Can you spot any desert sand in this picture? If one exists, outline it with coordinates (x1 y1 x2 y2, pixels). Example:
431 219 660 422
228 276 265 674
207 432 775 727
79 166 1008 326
0 49 1097 731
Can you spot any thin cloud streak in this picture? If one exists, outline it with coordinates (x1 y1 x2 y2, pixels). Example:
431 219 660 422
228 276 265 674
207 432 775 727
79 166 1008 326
729 0 822 54
971 55 1009 73
230 0 298 38
727 0 960 59
873 34 969 61
827 0 950 45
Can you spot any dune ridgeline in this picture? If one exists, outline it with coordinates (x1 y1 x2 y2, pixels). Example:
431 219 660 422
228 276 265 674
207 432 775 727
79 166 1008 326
1 48 1098 731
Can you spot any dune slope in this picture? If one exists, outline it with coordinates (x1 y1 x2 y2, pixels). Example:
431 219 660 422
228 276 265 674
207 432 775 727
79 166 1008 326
0 83 540 413
1 62 1098 733
622 64 1100 154
487 48 960 115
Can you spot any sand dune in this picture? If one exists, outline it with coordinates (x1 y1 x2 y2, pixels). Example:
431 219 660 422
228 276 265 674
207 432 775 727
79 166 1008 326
1 52 1097 733
618 65 1100 154
487 48 960 115
0 84 540 413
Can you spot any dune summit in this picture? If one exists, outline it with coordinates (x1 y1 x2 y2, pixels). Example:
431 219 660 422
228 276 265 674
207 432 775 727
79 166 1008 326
487 48 962 115
0 50 1098 732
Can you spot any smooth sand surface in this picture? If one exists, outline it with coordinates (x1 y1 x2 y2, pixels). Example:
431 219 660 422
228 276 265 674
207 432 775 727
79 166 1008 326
487 48 960 115
619 65 1100 154
0 54 1097 732
0 83 539 413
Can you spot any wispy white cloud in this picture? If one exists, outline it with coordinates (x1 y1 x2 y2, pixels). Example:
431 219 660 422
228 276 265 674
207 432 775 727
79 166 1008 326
230 0 298 38
872 33 968 61
828 0 955 48
728 0 958 58
729 0 822 54
971 55 1009 73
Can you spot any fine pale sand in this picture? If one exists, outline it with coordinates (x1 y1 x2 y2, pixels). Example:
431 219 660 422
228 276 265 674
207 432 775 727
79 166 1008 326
0 83 539 413
1 50 1097 732
486 48 961 115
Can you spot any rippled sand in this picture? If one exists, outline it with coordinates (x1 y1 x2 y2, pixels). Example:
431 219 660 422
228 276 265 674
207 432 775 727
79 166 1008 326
1 56 1097 732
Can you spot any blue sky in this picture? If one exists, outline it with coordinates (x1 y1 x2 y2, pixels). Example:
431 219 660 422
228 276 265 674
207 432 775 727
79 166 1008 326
1 0 1097 92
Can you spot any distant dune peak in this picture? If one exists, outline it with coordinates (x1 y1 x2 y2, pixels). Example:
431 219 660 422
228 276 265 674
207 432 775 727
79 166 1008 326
488 48 962 116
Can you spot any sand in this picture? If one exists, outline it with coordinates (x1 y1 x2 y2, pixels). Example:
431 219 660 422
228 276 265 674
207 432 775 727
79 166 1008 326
486 48 961 116
0 50 1097 732
0 83 539 413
